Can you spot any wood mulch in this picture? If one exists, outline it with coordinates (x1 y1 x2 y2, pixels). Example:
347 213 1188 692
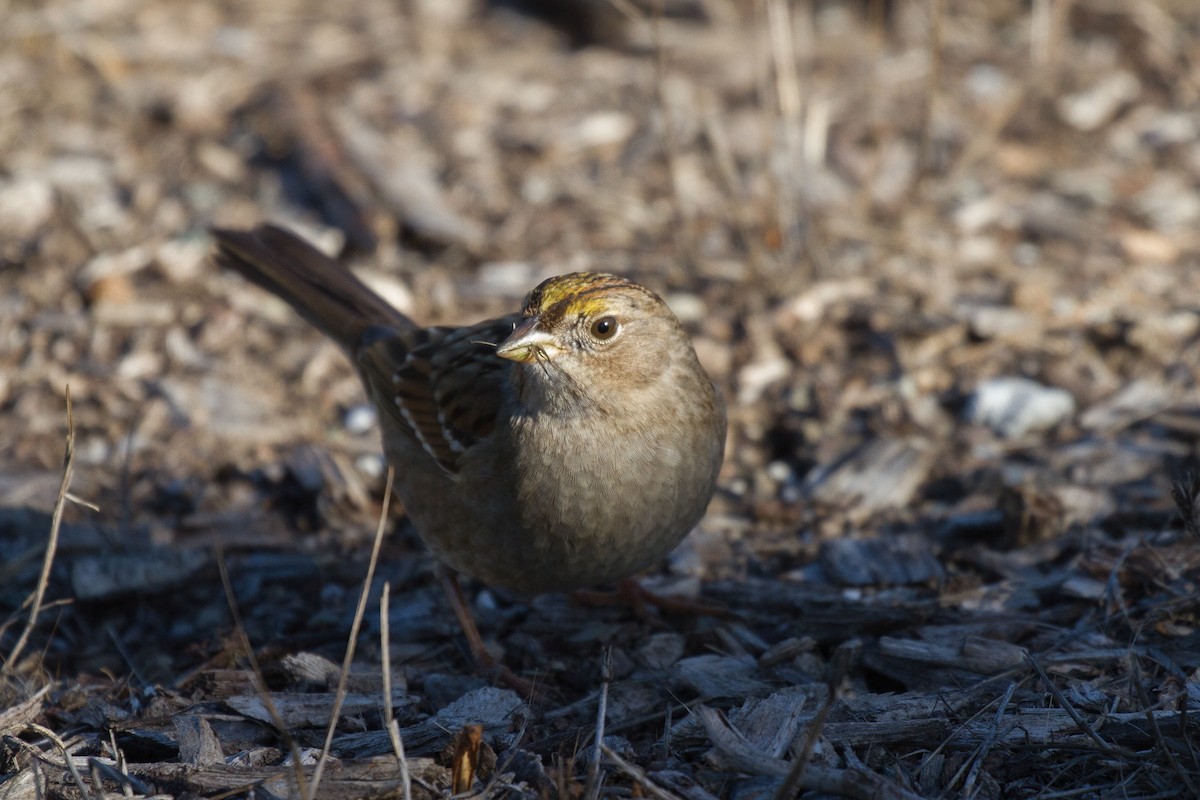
4 1 1200 797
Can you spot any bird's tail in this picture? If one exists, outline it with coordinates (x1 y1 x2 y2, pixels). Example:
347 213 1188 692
211 224 411 351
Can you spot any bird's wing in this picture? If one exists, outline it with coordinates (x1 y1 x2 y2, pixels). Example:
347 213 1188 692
356 315 518 474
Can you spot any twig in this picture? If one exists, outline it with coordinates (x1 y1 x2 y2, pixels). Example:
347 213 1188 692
88 757 150 797
310 467 394 797
23 722 92 800
1026 653 1137 757
541 689 600 721
600 743 683 800
1101 538 1140 636
1131 658 1198 796
662 701 673 760
697 705 788 778
605 0 641 23
6 386 76 671
918 672 1028 785
957 681 1018 798
774 642 850 800
105 624 152 696
1171 471 1200 541
583 647 613 800
107 728 136 798
380 581 412 800
64 493 100 512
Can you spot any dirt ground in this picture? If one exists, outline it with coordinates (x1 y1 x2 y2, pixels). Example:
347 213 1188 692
4 0 1200 797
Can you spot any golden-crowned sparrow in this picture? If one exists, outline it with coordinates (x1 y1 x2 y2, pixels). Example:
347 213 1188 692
211 225 726 671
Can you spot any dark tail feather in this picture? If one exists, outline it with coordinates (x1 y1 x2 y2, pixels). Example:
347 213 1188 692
211 224 411 350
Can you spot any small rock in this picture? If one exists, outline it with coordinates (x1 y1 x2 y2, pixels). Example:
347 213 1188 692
156 237 209 283
356 453 385 480
360 269 416 318
562 111 635 152
0 176 54 239
966 377 1075 438
1118 227 1179 264
196 140 245 182
665 292 707 325
1057 71 1140 131
80 246 154 293
1134 174 1200 232
343 403 378 435
164 326 209 369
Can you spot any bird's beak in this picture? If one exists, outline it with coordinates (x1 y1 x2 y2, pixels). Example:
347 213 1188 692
496 318 562 363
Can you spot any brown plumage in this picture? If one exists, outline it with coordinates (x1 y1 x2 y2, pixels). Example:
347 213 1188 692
211 224 726 596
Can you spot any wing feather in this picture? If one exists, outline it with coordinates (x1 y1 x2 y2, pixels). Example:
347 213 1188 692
357 315 517 474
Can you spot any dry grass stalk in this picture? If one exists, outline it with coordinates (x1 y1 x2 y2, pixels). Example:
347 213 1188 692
583 647 613 800
599 743 682 800
1130 657 1199 796
5 387 76 673
764 0 805 270
380 581 413 800
1026 653 1137 758
310 467 395 799
950 680 1018 796
20 721 93 800
1171 472 1200 541
773 645 846 800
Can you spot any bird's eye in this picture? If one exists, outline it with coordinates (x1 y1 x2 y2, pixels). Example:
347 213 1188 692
590 316 619 340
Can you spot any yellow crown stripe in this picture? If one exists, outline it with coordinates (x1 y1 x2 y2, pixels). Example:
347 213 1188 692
522 272 645 319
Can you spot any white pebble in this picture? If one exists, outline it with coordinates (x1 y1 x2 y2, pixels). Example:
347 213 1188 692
967 376 1075 438
355 452 385 480
343 404 378 435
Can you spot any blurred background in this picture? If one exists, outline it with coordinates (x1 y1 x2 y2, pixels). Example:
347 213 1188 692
3 0 1200 795
3 0 1199 518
